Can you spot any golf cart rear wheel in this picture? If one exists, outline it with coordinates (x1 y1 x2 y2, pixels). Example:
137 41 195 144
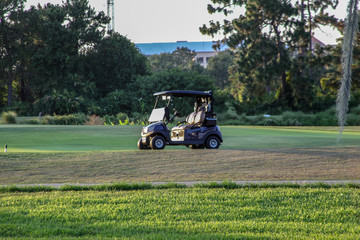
205 136 220 149
150 135 166 150
137 138 149 150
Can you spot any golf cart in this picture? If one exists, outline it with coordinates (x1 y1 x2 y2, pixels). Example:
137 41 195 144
137 90 223 150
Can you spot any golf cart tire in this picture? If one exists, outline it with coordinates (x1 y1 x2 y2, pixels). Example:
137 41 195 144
137 138 149 150
150 135 166 150
205 136 220 149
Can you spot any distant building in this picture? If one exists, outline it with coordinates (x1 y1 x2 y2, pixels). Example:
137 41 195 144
135 38 326 68
311 36 326 50
135 41 228 68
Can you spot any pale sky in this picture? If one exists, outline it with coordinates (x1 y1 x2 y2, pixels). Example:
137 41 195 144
26 0 349 45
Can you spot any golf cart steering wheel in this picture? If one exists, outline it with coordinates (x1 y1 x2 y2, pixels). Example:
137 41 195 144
173 108 181 117
167 108 181 124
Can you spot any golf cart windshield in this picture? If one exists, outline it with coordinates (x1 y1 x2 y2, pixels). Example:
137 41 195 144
148 107 169 123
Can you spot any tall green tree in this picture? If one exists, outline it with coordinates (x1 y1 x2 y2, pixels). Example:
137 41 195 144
201 0 300 106
30 0 109 96
297 0 339 52
206 49 235 89
201 0 342 113
310 16 360 112
85 33 148 99
148 47 202 72
1 0 151 116
0 0 26 107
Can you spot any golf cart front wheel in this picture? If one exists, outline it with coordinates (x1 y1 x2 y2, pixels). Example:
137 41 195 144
137 138 150 150
205 136 220 149
150 136 166 150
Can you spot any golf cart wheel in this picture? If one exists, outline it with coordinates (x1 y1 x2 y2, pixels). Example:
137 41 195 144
150 135 166 150
137 138 149 150
205 136 220 149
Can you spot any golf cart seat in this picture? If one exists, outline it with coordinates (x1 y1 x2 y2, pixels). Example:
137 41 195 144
180 110 206 129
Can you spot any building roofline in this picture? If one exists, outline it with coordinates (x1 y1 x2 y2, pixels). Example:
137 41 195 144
135 41 228 55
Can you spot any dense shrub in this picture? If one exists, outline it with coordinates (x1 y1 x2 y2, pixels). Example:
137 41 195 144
103 112 147 125
350 104 360 115
99 90 132 116
314 108 337 126
219 113 277 126
45 113 88 125
34 90 90 115
1 111 17 124
116 112 129 122
256 117 280 126
84 115 104 125
281 111 302 126
221 106 239 120
1 102 33 116
25 119 41 125
280 111 316 126
346 114 360 126
103 115 118 125
127 112 148 125
237 114 252 125
220 118 250 125
218 108 344 126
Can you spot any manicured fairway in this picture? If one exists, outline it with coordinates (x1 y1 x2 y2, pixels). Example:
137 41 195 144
0 125 141 152
1 125 360 239
1 125 360 152
1 125 360 184
1 187 360 239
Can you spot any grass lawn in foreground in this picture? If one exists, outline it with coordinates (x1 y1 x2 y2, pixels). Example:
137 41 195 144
1 126 360 239
1 187 360 239
1 125 360 152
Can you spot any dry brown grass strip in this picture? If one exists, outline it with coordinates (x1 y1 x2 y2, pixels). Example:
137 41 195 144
1 147 360 184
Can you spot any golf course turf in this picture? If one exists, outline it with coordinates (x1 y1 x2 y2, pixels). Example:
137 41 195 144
1 124 360 152
1 125 360 183
1 125 360 239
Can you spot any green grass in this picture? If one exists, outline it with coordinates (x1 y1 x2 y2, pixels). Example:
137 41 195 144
1 125 360 152
0 125 141 152
221 126 360 149
1 125 360 183
1 187 360 239
1 125 360 239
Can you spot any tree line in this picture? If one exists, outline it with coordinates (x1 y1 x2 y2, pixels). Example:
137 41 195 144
201 0 360 115
1 0 359 118
0 0 217 117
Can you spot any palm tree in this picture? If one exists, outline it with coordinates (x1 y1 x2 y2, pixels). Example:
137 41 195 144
337 0 359 138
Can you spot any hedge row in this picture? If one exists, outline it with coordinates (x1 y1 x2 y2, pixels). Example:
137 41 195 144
2 108 360 126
